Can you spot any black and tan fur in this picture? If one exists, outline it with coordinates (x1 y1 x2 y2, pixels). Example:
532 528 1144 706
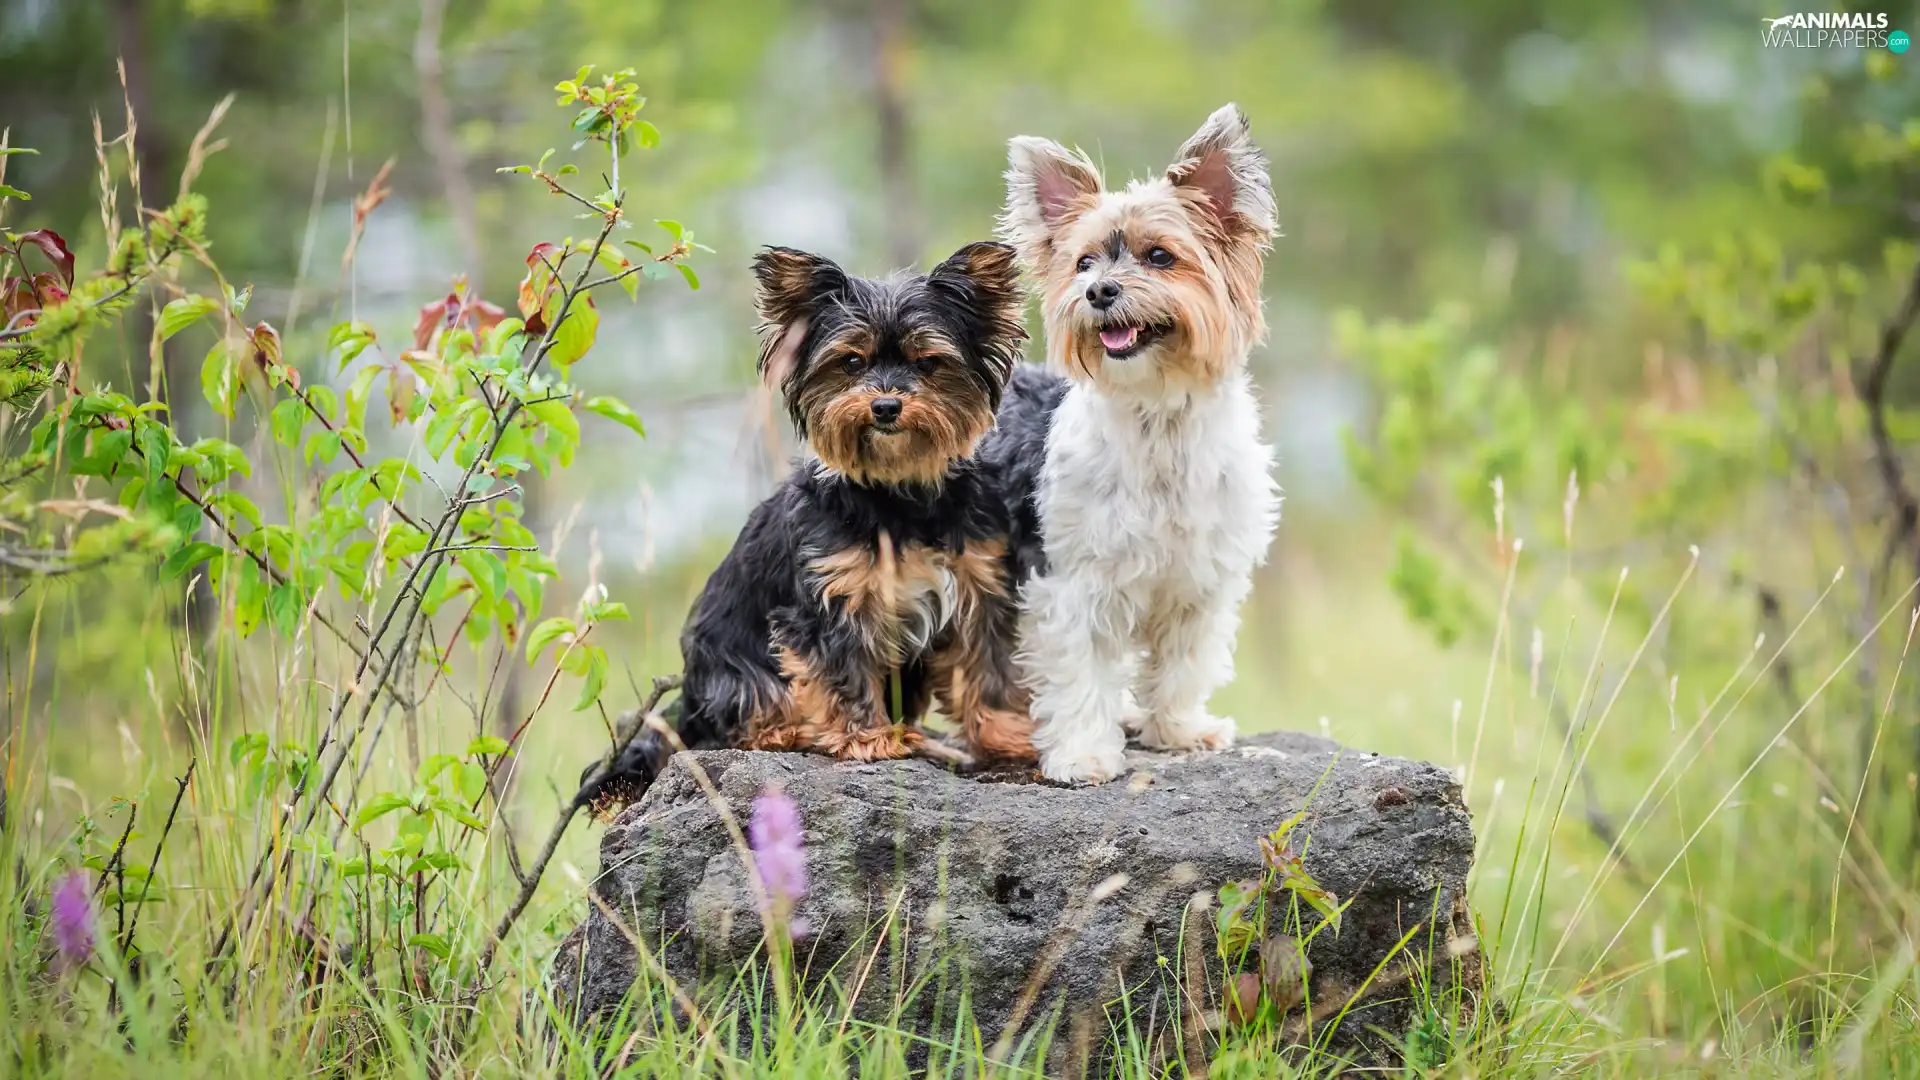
583 241 1037 804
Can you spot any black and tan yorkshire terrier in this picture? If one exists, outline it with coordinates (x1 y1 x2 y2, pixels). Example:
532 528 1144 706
581 241 1039 807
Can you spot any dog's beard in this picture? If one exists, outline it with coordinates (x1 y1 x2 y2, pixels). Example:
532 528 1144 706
1043 263 1262 399
806 390 993 487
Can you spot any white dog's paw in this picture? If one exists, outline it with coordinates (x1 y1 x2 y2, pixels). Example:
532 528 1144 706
1037 727 1129 785
1139 711 1237 752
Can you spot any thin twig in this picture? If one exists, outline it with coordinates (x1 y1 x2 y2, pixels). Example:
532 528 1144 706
425 543 537 556
94 803 138 900
475 674 681 973
123 759 193 952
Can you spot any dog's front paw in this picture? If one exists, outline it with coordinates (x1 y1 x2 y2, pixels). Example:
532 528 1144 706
1037 727 1128 785
1138 711 1237 752
823 724 922 762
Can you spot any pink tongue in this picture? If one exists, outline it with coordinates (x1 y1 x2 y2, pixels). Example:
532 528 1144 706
1099 326 1138 352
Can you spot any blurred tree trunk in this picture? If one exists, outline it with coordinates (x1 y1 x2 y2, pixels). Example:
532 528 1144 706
415 0 527 837
872 0 919 269
116 0 219 650
414 0 482 288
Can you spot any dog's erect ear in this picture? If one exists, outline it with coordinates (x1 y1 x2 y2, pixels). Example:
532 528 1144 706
752 246 847 327
999 137 1102 269
928 241 1027 379
752 247 846 385
1165 104 1275 243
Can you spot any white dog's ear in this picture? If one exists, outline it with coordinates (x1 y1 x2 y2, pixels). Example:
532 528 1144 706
1165 104 1275 242
999 136 1102 269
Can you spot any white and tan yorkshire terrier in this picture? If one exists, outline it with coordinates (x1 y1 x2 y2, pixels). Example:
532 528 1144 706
981 104 1283 784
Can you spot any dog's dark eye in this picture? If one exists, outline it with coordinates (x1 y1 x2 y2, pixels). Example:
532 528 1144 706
1146 247 1175 268
1075 254 1096 274
840 354 865 373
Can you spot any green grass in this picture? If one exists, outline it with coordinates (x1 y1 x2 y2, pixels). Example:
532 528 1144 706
7 514 1920 1078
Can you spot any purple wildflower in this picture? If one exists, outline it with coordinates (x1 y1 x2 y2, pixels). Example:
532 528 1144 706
48 871 95 970
749 789 807 912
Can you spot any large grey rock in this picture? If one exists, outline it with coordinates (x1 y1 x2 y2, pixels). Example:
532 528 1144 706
548 731 1479 1068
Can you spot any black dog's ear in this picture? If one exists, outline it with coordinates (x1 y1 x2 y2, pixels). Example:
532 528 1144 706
752 247 847 327
752 247 847 384
928 241 1027 382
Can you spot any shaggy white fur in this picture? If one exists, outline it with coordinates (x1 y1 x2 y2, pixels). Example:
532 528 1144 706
1003 104 1283 783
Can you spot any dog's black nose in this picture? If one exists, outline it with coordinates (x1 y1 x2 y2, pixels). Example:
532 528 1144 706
870 396 903 425
1086 279 1121 310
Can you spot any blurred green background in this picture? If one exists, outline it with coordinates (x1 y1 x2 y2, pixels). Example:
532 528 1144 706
6 0 1920 1058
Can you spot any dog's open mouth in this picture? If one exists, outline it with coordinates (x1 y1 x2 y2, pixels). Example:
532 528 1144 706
1096 321 1170 359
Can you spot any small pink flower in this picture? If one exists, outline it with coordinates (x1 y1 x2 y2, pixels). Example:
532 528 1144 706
48 872 95 970
749 789 807 914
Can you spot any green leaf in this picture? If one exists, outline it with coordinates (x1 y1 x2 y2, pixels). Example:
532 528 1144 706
547 294 598 367
585 600 630 623
0 185 30 201
159 295 220 341
407 933 452 959
676 263 700 291
572 644 609 711
270 398 307 448
425 398 480 459
200 342 236 418
432 795 487 833
189 437 251 481
71 427 132 477
304 429 342 466
417 753 461 787
584 395 645 437
354 793 411 829
635 120 660 149
1216 879 1263 959
231 556 266 637
527 399 579 468
161 541 221 581
328 320 377 368
137 423 172 499
228 732 268 767
525 616 575 663
210 491 262 529
454 761 489 805
466 735 510 757
407 851 465 875
266 584 302 636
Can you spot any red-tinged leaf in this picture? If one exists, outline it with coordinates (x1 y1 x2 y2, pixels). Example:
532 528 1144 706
249 322 289 386
519 249 562 330
516 275 541 319
387 365 416 425
413 294 455 352
524 241 559 270
472 298 507 334
29 273 67 307
3 278 33 323
17 229 74 287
